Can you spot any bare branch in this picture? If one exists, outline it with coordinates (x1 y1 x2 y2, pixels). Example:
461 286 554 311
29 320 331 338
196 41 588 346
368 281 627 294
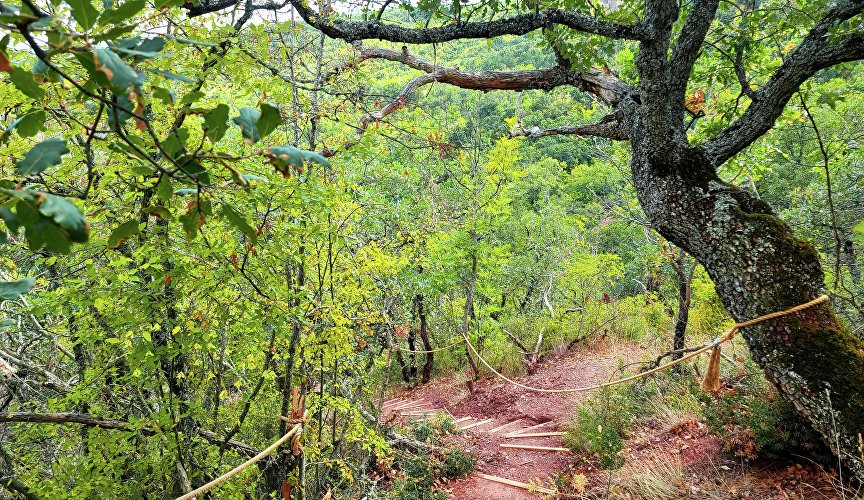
339 46 633 148
287 3 645 43
0 412 261 457
509 118 629 141
704 1 864 165
668 0 721 103
358 46 633 105
0 348 70 394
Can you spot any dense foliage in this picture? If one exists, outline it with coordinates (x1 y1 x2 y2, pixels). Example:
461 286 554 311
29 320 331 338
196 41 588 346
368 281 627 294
0 0 862 497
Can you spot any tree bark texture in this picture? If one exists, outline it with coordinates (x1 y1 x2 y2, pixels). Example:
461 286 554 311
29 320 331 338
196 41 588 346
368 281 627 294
630 141 864 479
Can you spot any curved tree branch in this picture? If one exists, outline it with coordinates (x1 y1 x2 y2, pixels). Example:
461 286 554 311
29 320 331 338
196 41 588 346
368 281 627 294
704 1 864 165
343 46 633 146
357 46 633 104
668 0 721 109
509 117 629 141
286 3 646 43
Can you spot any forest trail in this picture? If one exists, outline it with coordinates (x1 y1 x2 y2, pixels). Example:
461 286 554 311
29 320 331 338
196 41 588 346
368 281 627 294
381 339 643 499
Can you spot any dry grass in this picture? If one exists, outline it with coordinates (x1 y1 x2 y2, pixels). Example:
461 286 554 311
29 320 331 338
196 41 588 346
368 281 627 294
612 456 684 500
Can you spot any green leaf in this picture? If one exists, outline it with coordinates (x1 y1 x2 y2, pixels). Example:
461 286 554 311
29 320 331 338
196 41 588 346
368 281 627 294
202 104 229 143
107 219 139 248
258 103 282 139
266 146 304 177
9 66 45 100
137 37 165 52
179 91 205 106
93 48 139 92
161 128 188 159
1 189 89 252
221 204 257 242
232 107 261 144
266 146 331 176
99 0 145 26
144 205 172 220
242 174 268 183
0 278 35 300
67 0 100 30
155 174 172 202
16 111 46 138
145 68 194 83
178 202 203 240
853 220 864 234
166 34 219 47
107 92 133 128
153 86 175 105
32 59 60 82
303 151 331 169
37 193 88 243
17 138 69 175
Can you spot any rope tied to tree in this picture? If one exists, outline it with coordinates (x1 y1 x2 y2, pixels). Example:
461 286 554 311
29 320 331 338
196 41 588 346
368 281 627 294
459 295 829 394
175 389 308 500
175 418 306 500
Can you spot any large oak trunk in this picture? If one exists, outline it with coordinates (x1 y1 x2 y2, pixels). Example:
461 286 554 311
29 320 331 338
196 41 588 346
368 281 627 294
631 143 864 480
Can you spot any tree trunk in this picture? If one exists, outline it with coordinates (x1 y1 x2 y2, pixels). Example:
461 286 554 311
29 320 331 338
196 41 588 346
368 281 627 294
631 142 864 480
671 251 693 362
462 247 481 391
843 239 860 285
415 294 433 383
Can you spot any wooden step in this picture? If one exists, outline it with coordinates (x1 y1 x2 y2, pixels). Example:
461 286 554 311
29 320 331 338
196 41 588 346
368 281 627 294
460 418 494 431
486 419 523 434
505 431 565 438
505 421 552 437
475 473 556 495
499 444 570 453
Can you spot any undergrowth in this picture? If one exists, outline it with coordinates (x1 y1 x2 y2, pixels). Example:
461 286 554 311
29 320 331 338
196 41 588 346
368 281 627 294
385 415 475 500
564 354 831 475
698 358 829 463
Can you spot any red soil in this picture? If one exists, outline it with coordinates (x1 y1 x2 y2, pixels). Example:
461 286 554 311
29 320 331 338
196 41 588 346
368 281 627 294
380 338 853 499
382 338 642 499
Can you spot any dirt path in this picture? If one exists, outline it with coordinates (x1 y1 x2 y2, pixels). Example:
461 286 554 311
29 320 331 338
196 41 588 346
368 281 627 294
381 339 642 499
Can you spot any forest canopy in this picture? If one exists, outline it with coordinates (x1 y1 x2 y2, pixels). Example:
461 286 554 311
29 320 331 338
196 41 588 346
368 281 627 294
0 0 863 497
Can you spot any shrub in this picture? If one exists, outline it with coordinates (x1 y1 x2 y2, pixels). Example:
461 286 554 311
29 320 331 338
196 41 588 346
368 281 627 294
565 385 641 470
699 360 828 462
386 416 475 499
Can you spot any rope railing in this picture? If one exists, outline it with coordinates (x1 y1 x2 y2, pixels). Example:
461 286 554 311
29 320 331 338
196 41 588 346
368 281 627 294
392 340 462 354
175 418 306 500
460 295 828 394
175 295 828 497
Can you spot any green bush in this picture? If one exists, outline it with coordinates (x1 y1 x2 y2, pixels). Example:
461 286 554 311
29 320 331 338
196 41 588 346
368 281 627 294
441 448 476 478
699 361 828 462
565 384 642 470
387 417 475 499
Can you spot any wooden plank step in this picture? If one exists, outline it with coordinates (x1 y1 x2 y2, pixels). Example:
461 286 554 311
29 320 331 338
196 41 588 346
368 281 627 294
499 444 570 453
460 418 494 431
486 419 523 434
505 432 565 438
475 473 556 495
452 416 472 424
402 409 444 416
505 421 551 437
381 398 402 407
389 400 429 411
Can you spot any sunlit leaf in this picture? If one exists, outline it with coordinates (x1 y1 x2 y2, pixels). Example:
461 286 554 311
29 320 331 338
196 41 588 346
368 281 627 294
17 138 69 175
